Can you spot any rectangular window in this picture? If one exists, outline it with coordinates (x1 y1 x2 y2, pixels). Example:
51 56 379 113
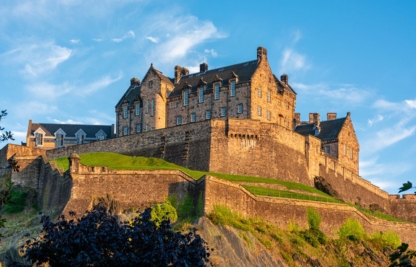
191 113 196 122
151 99 155 116
267 110 271 120
146 125 150 131
214 84 220 100
199 87 204 103
286 102 289 109
206 110 212 119
177 116 182 125
325 146 330 154
97 134 105 140
184 91 189 106
267 90 271 103
35 133 43 145
123 106 128 118
258 86 262 97
258 106 262 116
230 81 236 96
350 147 353 159
56 134 64 147
137 124 142 133
344 144 347 156
147 100 150 113
221 107 227 117
135 104 140 115
123 127 128 135
237 103 243 114
149 81 153 88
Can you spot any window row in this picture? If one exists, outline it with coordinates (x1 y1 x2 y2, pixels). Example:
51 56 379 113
182 81 237 106
123 100 155 119
175 104 243 125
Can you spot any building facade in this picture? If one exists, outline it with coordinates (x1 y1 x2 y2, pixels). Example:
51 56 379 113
115 46 359 173
26 120 115 150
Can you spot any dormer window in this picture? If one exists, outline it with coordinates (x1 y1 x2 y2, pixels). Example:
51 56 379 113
230 81 236 96
75 129 87 145
54 128 66 148
35 132 43 146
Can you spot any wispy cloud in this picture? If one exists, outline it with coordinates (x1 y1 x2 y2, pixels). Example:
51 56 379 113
15 101 58 117
280 48 310 73
145 36 159 43
368 115 384 127
79 72 123 95
293 82 372 106
26 82 73 100
51 118 83 124
204 49 218 57
1 42 72 77
363 126 416 153
93 38 104 42
70 39 80 44
291 30 302 43
144 15 225 65
111 30 135 43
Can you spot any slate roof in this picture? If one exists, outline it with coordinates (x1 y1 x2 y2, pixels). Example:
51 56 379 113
29 123 114 138
169 60 259 98
115 83 141 109
294 117 346 141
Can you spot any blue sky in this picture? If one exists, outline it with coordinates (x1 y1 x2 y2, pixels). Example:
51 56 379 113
1 0 415 194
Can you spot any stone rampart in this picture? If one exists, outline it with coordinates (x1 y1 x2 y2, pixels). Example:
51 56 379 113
62 157 205 216
203 176 416 248
389 194 416 222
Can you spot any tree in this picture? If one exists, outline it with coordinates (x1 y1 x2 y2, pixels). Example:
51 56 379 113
10 207 211 267
0 109 14 142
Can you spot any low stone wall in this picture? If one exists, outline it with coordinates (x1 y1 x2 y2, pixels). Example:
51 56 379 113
389 194 416 222
63 157 205 216
204 176 416 248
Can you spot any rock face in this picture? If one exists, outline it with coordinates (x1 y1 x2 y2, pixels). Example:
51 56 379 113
195 217 285 267
314 176 343 201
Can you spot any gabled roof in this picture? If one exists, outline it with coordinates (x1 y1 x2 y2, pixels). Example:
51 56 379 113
169 60 258 98
294 117 347 141
29 123 113 138
153 68 174 85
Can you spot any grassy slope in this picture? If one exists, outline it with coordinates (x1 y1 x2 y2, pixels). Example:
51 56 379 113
51 152 404 222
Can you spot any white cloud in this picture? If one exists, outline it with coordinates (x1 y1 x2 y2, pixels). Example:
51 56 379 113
93 38 104 42
145 15 224 64
363 126 416 153
406 99 416 108
145 36 159 43
2 42 72 77
80 72 123 95
70 39 80 44
292 30 302 43
280 49 310 74
293 82 371 105
204 49 218 57
111 30 135 43
368 115 384 127
52 118 83 124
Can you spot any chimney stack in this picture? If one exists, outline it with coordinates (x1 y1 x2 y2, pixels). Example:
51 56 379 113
327 113 337 120
130 77 140 86
280 74 289 84
257 46 268 63
174 66 189 84
309 113 320 127
294 113 301 127
200 62 208 73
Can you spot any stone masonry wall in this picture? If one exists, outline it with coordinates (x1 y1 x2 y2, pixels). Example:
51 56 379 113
209 119 312 186
318 156 389 210
63 158 204 216
204 176 416 248
389 194 416 222
46 120 212 172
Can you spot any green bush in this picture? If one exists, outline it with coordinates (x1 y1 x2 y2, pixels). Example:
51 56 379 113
307 208 321 231
301 230 320 247
151 199 178 227
3 188 27 214
370 230 401 249
338 218 365 241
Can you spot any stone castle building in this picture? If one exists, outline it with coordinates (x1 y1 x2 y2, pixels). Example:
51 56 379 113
115 46 359 174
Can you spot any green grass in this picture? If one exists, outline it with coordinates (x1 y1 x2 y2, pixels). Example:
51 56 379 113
243 185 341 203
348 204 406 222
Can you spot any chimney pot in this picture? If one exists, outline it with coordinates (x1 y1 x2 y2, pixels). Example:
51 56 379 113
130 77 140 86
309 113 320 127
200 62 208 73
